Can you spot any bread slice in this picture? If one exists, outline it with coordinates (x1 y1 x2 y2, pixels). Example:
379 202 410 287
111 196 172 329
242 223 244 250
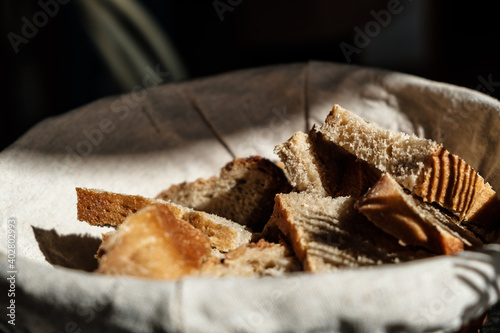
155 156 292 232
273 131 326 196
76 187 251 252
319 104 499 227
275 127 380 198
97 205 212 280
201 239 301 277
269 192 432 272
357 173 483 254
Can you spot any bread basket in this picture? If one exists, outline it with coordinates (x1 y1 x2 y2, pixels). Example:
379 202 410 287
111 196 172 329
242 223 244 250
1 61 500 332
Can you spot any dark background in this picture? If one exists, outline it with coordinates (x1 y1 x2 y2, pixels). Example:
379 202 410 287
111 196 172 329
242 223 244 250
1 0 499 151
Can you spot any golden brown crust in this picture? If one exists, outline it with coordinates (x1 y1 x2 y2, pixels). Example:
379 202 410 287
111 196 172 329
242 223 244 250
76 187 157 227
97 205 211 280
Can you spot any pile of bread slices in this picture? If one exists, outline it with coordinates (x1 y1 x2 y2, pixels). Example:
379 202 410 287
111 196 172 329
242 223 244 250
76 105 500 279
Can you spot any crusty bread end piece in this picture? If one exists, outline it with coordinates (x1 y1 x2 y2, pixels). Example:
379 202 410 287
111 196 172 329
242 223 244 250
417 147 500 228
97 205 212 280
320 104 498 226
357 173 483 254
76 187 251 252
156 156 292 232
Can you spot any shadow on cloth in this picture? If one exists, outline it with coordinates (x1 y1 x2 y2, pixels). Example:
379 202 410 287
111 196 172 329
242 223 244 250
32 226 101 272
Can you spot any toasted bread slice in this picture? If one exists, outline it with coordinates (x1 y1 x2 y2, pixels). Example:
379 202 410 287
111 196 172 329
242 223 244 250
76 187 251 252
269 192 432 272
156 156 292 232
319 104 499 227
357 173 483 254
97 205 212 280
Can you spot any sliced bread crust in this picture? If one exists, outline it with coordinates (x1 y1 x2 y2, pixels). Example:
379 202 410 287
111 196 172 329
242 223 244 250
319 104 498 226
76 187 251 252
156 156 292 232
357 173 483 254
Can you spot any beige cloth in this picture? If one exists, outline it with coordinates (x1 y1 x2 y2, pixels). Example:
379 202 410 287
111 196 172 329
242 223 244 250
1 61 499 332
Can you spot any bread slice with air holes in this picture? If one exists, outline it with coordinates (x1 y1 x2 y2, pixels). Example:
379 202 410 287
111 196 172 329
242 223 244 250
156 156 292 232
201 239 301 277
319 104 499 229
274 126 380 199
76 187 251 252
269 192 433 272
273 131 327 196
